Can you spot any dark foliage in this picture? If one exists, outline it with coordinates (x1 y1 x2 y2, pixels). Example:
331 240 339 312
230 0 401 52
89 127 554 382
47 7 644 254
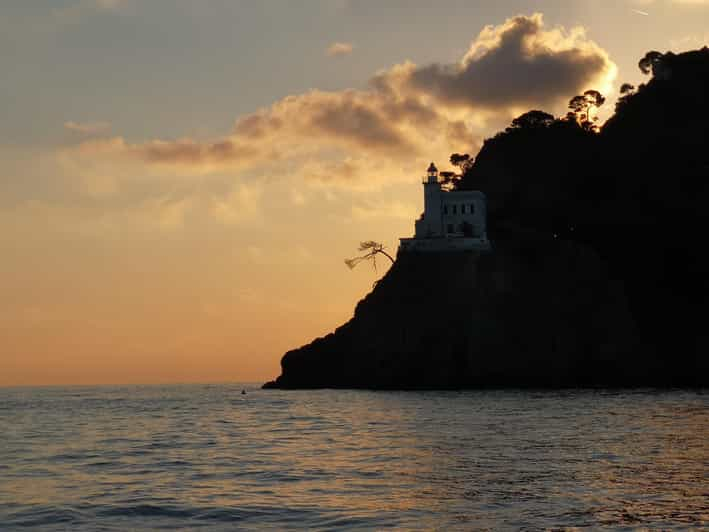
638 50 665 75
456 47 709 384
509 110 555 130
449 153 474 175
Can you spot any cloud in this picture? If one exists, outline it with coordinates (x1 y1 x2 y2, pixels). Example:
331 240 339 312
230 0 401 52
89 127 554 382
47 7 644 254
58 135 259 181
141 138 258 166
61 13 614 191
326 42 354 57
65 89 454 186
233 89 417 155
64 120 111 134
395 13 616 111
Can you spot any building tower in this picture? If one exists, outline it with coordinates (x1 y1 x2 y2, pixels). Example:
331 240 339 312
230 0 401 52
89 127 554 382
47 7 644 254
422 162 442 237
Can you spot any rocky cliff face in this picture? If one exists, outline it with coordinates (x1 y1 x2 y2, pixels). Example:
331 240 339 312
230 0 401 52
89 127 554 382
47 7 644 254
264 228 648 389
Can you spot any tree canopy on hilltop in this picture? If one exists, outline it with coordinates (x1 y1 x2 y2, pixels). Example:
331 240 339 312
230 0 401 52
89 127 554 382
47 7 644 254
454 47 709 232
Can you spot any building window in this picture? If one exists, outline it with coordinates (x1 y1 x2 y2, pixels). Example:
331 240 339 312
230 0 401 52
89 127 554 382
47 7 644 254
447 224 454 234
461 204 466 214
443 205 448 215
452 205 457 215
469 204 475 214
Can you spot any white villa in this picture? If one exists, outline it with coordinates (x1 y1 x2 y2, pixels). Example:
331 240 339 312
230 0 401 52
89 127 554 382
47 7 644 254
399 162 491 253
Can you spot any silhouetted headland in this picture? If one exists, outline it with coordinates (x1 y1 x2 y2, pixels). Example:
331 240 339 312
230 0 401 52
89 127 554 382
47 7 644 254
264 48 709 390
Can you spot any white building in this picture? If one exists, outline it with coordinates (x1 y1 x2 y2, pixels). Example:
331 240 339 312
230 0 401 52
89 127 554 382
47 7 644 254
399 162 490 253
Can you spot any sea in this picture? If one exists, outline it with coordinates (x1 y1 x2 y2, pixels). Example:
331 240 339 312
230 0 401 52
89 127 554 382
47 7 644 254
0 385 706 531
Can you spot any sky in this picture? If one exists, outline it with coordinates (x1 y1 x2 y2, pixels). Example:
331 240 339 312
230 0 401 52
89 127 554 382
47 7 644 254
1 0 707 386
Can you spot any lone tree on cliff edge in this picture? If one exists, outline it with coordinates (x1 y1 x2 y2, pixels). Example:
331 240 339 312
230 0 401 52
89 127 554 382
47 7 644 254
345 241 394 272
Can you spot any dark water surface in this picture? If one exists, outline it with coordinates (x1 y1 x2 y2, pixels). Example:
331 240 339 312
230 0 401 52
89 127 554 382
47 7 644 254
0 385 706 530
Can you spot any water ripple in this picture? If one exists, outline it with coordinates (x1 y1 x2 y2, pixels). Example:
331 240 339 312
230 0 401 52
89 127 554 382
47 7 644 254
0 385 706 530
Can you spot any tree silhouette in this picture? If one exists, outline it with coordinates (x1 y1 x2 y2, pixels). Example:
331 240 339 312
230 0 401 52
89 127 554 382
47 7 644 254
345 241 394 272
509 110 555 130
616 83 636 112
439 171 458 190
450 153 473 174
569 95 588 120
568 90 606 131
639 51 664 75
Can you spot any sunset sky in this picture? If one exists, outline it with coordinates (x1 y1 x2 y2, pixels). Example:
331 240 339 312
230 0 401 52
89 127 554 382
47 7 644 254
2 0 707 386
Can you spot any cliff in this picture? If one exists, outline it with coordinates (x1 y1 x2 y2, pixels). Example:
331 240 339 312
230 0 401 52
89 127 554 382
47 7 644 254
265 226 652 389
264 49 709 389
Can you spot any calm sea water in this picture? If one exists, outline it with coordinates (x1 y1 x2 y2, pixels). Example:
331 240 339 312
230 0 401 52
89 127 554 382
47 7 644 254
0 385 706 530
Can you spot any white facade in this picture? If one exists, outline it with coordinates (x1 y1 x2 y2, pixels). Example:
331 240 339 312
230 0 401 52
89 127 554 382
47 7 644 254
399 163 490 253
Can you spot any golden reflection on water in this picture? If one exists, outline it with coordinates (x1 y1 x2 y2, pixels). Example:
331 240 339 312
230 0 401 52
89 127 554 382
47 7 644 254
0 386 706 529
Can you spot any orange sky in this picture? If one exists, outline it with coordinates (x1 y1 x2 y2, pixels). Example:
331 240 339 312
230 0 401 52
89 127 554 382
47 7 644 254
1 1 707 386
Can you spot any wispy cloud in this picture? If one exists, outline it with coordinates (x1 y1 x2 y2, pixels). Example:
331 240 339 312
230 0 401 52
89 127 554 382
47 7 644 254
64 120 111 134
326 42 354 57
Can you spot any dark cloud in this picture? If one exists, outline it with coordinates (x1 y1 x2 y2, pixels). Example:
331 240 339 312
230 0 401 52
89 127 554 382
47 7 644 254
306 92 413 152
232 89 423 157
403 14 615 109
142 139 255 165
